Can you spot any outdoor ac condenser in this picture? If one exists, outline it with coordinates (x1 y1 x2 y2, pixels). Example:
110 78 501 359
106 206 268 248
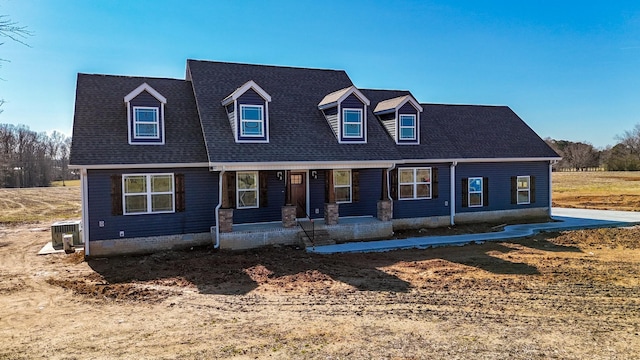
51 220 82 249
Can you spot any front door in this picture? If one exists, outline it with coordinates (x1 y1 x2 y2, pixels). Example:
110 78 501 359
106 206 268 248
289 172 306 218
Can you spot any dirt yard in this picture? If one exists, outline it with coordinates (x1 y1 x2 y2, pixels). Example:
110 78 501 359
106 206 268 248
553 171 640 211
0 177 639 359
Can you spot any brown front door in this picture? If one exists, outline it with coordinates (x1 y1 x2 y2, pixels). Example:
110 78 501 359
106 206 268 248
289 172 306 218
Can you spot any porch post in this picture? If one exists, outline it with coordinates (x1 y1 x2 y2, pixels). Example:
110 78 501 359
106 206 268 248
324 170 339 225
281 205 297 228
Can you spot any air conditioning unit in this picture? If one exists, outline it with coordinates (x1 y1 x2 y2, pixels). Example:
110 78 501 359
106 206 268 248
51 220 82 249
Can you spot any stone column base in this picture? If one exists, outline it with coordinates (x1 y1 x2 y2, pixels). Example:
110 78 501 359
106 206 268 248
324 203 339 225
377 199 393 221
218 208 234 233
282 205 297 228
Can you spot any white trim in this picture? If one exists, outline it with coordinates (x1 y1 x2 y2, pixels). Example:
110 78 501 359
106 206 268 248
221 80 272 106
318 86 371 110
334 169 352 204
549 162 554 217
398 114 417 141
124 83 167 104
400 157 562 164
239 104 265 138
398 167 432 200
468 177 483 208
81 168 90 256
122 173 175 215
132 106 161 139
342 108 363 139
236 171 259 209
516 175 531 205
69 162 209 170
373 94 423 114
209 160 395 171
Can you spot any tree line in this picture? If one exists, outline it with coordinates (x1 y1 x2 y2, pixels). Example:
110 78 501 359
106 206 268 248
0 123 74 188
546 124 640 171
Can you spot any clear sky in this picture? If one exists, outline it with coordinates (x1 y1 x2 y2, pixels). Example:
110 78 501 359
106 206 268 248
1 0 639 149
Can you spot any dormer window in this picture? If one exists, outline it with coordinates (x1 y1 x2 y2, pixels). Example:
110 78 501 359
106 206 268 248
240 105 264 137
133 107 160 139
399 114 416 140
124 83 167 145
373 94 423 145
222 80 271 143
318 86 370 144
343 109 363 138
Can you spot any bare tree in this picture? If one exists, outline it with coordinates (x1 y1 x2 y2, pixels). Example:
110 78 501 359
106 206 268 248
0 14 31 112
616 123 640 156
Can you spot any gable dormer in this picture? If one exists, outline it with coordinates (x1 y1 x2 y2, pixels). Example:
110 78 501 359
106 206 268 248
124 83 167 145
221 80 271 143
318 86 370 144
373 94 423 144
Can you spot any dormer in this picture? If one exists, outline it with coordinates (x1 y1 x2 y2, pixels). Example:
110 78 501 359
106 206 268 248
221 80 271 143
318 86 370 144
373 94 423 145
124 83 167 145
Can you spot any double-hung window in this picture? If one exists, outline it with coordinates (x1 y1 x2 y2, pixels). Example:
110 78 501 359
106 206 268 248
240 105 264 137
468 177 483 207
342 109 362 138
123 174 174 215
133 107 160 139
334 170 352 203
237 171 259 209
517 176 530 204
399 168 431 200
399 114 416 140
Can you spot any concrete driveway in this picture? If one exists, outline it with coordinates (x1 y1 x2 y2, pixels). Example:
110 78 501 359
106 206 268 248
308 208 640 254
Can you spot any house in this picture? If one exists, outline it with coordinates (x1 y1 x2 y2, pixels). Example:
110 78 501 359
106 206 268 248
69 60 560 257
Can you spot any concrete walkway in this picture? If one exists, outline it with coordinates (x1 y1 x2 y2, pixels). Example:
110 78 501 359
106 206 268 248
307 208 640 254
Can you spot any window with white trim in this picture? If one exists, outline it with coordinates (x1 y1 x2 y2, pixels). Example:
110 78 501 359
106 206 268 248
468 177 483 207
237 171 259 209
399 168 431 200
240 105 264 137
399 114 416 140
133 107 160 139
123 174 174 215
342 109 362 138
517 176 530 204
334 170 352 203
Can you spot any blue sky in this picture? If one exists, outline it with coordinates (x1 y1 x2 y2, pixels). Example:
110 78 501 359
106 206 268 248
1 0 639 149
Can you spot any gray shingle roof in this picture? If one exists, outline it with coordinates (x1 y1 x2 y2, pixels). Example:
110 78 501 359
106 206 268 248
70 60 559 167
187 60 401 163
69 74 208 166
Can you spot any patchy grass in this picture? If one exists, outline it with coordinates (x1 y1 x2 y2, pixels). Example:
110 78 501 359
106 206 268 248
553 171 640 211
0 186 80 225
51 179 80 187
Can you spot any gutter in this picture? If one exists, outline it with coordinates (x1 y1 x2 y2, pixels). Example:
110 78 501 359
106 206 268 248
213 168 225 249
386 163 396 201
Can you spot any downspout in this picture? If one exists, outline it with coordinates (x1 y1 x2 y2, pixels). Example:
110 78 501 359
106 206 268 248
549 160 556 218
214 168 225 249
81 168 90 257
450 161 457 226
386 163 396 200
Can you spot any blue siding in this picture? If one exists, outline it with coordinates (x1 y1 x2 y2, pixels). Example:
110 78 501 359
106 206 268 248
233 171 286 224
309 170 326 219
456 162 550 213
87 168 217 241
236 88 268 141
129 91 164 144
393 165 451 219
339 93 366 142
397 102 419 144
339 168 382 217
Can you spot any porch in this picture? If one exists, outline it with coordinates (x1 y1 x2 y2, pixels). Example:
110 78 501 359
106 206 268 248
214 216 393 250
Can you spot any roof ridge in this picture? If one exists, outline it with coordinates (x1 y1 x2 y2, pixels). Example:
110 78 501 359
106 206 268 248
186 59 348 74
77 73 188 82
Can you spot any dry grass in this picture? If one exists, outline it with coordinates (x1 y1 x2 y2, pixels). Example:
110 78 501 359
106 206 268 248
553 171 640 211
0 186 80 225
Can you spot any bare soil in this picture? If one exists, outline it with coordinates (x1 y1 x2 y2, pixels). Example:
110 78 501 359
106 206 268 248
1 221 639 359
